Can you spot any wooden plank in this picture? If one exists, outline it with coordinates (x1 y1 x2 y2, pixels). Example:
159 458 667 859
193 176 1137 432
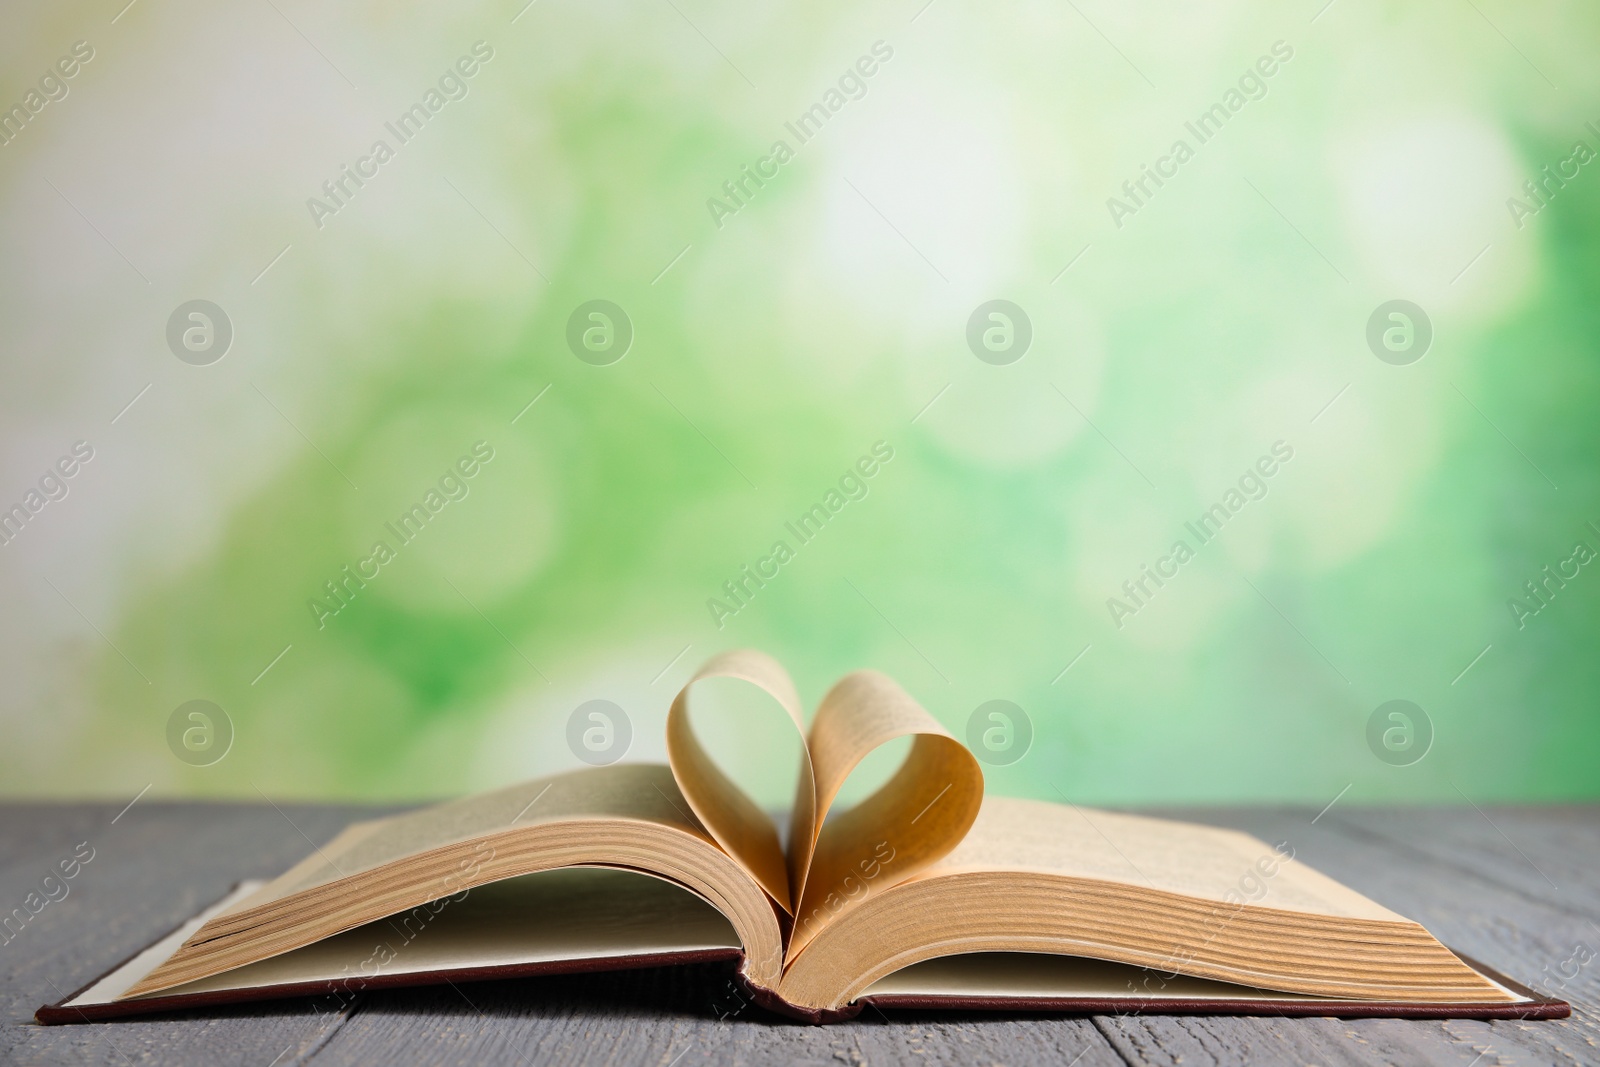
1091 1013 1516 1067
3 803 1594 1066
0 802 393 1067
1328 804 1600 919
0 803 1127 1066
299 969 1127 1067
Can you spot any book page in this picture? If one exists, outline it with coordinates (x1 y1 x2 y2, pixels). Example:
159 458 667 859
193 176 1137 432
124 759 793 1000
786 670 983 958
71 869 740 1008
228 764 706 913
929 796 1403 921
666 649 810 912
662 650 983 933
862 951 1331 1002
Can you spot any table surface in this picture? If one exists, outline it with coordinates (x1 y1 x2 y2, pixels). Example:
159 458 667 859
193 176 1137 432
2 800 1595 1066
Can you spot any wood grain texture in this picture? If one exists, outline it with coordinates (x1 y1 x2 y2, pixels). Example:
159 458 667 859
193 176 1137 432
3 801 1593 1066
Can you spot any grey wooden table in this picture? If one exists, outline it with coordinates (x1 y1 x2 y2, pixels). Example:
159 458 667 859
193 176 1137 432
2 801 1595 1066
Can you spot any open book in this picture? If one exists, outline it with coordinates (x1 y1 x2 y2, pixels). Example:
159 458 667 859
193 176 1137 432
39 651 1565 1024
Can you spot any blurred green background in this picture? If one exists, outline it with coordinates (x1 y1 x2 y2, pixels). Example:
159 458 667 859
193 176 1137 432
1 0 1595 806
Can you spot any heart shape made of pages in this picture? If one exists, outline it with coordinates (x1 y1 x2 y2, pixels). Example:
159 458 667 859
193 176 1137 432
665 650 983 960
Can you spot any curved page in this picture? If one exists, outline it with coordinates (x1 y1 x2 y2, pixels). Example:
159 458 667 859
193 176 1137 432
666 648 812 911
123 764 784 997
787 669 983 958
